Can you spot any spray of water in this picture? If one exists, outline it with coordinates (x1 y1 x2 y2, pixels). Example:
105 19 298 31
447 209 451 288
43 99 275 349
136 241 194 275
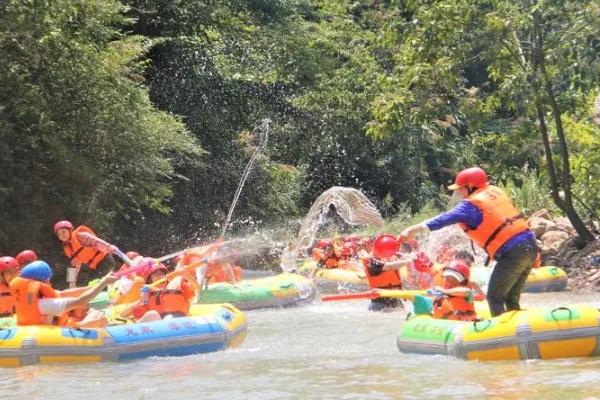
221 118 270 237
280 186 384 272
423 225 487 266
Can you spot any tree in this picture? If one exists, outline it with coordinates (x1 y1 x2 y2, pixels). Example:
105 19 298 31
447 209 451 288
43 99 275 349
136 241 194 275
0 0 203 258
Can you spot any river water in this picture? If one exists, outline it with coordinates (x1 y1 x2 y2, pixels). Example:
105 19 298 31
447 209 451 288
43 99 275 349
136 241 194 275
6 291 600 399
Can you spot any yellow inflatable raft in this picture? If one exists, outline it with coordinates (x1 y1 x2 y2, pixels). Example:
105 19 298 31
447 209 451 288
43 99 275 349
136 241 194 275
297 259 368 293
0 304 246 367
397 304 600 361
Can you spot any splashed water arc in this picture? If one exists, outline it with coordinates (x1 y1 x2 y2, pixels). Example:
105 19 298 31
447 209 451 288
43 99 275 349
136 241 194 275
221 119 270 237
280 186 384 272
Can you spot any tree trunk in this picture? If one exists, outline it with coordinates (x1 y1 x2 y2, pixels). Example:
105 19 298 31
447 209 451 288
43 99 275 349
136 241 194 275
534 99 563 209
533 12 595 243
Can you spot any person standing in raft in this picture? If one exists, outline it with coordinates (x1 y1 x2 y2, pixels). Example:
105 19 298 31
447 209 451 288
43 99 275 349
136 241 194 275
54 220 117 287
0 257 20 317
400 167 537 317
9 261 118 327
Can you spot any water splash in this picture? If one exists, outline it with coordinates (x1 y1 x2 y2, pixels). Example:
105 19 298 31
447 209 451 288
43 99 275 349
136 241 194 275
280 186 383 272
423 225 487 266
221 119 270 237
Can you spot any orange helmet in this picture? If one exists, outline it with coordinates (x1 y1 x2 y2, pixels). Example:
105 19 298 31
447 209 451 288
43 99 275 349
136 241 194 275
372 234 399 259
15 250 38 267
442 261 470 283
448 167 488 190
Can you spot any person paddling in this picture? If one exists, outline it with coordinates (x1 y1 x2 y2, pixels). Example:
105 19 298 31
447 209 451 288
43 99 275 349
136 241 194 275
419 261 479 321
120 260 196 323
9 261 117 327
361 235 404 312
400 167 537 317
54 220 117 287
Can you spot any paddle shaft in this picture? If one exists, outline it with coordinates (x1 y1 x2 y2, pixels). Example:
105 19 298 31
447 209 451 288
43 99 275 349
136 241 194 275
321 289 427 302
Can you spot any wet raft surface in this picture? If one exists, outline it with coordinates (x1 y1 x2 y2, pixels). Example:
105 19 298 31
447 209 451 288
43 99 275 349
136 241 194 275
4 292 600 399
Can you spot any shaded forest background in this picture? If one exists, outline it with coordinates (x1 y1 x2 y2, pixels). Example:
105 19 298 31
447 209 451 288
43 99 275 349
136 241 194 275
2 0 600 271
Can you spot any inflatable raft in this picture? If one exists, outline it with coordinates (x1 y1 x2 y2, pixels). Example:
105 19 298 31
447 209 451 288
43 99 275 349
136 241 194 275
397 304 600 361
464 265 568 293
196 273 317 310
0 303 246 367
298 259 567 294
297 259 368 294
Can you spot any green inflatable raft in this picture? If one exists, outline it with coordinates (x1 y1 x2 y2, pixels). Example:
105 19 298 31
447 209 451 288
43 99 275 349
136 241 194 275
196 273 317 310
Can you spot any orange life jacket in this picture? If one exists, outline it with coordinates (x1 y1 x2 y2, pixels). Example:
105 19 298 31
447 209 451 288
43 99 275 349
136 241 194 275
311 248 324 262
208 264 242 283
460 185 529 260
10 276 58 325
146 287 191 317
0 283 15 318
361 259 402 289
432 295 476 321
323 258 338 269
53 287 90 327
62 225 107 270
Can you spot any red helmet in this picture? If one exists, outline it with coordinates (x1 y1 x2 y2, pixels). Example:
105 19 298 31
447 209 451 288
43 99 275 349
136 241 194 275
442 261 471 283
0 257 19 272
54 220 73 232
372 234 399 259
15 250 38 267
413 252 432 272
448 167 488 190
317 239 333 248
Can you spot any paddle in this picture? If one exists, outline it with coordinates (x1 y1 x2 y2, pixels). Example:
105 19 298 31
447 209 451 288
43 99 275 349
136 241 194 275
321 289 427 302
77 231 133 266
77 232 160 279
156 237 228 263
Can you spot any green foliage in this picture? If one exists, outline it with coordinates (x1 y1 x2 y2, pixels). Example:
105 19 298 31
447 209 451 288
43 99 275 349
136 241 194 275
2 0 600 259
497 168 558 217
0 0 202 256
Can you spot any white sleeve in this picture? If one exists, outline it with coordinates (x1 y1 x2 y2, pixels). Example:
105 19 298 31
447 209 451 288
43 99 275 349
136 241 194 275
38 297 70 316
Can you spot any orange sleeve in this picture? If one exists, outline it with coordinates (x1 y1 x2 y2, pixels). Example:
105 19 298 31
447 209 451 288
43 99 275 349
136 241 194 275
40 284 58 299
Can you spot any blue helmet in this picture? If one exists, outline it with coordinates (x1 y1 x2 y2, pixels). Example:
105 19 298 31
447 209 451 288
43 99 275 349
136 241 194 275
20 260 53 282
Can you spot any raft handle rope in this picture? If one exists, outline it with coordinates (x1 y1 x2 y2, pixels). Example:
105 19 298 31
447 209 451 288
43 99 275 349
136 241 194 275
550 306 573 321
472 319 492 332
0 328 13 341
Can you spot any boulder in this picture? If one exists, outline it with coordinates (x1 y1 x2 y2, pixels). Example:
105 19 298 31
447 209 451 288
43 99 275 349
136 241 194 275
528 217 555 238
554 216 576 235
541 230 571 252
545 223 571 235
529 209 552 221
